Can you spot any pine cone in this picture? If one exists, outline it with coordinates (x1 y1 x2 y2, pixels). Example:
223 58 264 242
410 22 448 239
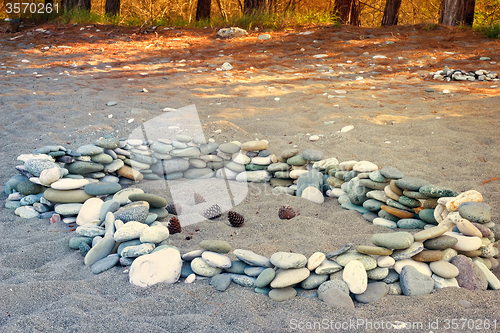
168 216 182 234
278 205 296 220
228 211 244 227
166 203 182 215
203 204 222 219
194 192 206 205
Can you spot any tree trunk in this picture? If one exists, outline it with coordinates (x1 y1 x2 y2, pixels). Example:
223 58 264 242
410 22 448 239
105 0 120 16
196 0 211 21
244 0 265 14
381 0 402 26
61 0 79 11
333 0 360 26
440 0 476 26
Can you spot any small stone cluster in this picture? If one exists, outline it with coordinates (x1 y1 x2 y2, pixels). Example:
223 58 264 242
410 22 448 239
431 66 498 81
3 136 500 306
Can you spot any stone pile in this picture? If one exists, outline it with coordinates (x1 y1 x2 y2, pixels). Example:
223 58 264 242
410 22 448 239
3 135 500 306
432 66 498 81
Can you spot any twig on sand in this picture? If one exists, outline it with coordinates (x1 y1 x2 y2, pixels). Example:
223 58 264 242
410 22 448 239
480 177 500 185
182 289 225 321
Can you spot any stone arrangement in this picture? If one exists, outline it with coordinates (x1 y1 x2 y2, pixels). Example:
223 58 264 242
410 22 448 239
431 66 498 81
3 135 500 307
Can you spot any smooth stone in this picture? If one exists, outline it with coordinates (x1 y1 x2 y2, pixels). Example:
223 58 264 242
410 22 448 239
43 188 94 203
77 145 104 156
394 177 430 191
369 170 387 183
116 165 143 181
202 251 232 268
5 175 29 195
270 268 310 288
287 154 307 166
381 204 414 218
240 140 268 151
353 161 378 172
236 170 271 183
83 182 121 196
315 259 343 274
129 248 182 287
224 260 250 274
128 193 167 208
413 225 448 242
302 149 323 161
114 221 148 242
84 235 115 266
117 239 142 256
270 179 293 188
183 168 214 179
475 261 500 290
336 251 377 270
255 268 276 288
230 274 256 287
112 188 144 205
373 217 398 229
244 266 266 277
51 178 90 190
69 236 93 249
419 209 438 224
399 265 434 296
267 163 290 172
301 186 324 204
398 196 421 208
343 261 367 294
359 179 388 191
113 201 150 223
254 287 271 295
429 260 459 278
380 166 404 179
325 244 353 258
371 232 414 249
55 203 83 216
182 249 205 262
339 160 357 171
91 153 113 165
280 148 299 160
15 206 40 218
377 256 396 268
300 272 329 289
318 280 350 299
355 282 389 303
91 254 120 274
383 269 400 284
321 288 355 309
268 287 297 302
348 184 369 205
225 161 246 173
432 274 459 289
394 259 432 276
39 167 62 185
251 156 272 165
16 180 44 196
170 147 200 158
270 252 307 269
233 249 272 267
216 168 240 180
199 240 231 254
419 184 458 198
99 200 120 222
23 159 59 177
341 201 369 214
366 267 389 280
402 190 428 199
456 218 483 238
121 243 155 258
446 190 483 211
450 255 488 291
397 218 427 229
392 242 424 260
458 202 492 224
140 223 169 243
191 257 222 277
423 235 458 250
356 245 392 256
245 163 267 171
289 169 309 179
5 200 22 210
218 142 240 154
65 161 104 174
210 274 232 291
95 137 120 149
162 158 190 174
445 232 482 251
307 252 326 271
366 190 389 203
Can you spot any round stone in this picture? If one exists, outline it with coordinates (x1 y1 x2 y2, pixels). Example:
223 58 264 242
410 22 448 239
224 260 249 274
202 251 232 268
91 153 113 164
397 218 427 229
287 154 307 166
255 268 276 288
95 137 120 149
366 267 389 280
43 188 94 203
268 287 297 302
429 260 459 278
343 260 367 294
113 201 150 223
302 149 324 161
83 182 121 196
451 255 488 291
354 282 389 303
418 209 438 224
412 249 444 262
219 142 240 154
301 186 324 204
419 185 458 198
399 265 435 296
210 274 232 291
15 206 40 218
394 177 430 191
16 180 44 195
423 235 458 250
270 252 307 269
379 166 404 179
191 257 222 277
199 240 231 254
240 141 268 151
336 251 377 270
377 255 395 268
270 268 310 288
458 202 492 224
77 144 104 155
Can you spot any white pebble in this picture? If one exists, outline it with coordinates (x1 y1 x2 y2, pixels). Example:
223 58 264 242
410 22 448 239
309 135 320 141
185 273 196 284
340 125 354 133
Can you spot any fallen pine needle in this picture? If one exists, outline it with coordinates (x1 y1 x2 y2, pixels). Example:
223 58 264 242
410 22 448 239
480 177 500 185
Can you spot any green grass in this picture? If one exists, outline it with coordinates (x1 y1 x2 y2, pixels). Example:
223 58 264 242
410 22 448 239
475 23 500 38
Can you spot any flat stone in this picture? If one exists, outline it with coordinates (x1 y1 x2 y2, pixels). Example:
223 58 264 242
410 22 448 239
240 140 268 151
23 159 60 177
381 205 414 219
199 240 231 254
90 153 113 165
233 249 272 267
412 249 444 262
65 161 104 174
398 196 421 208
354 282 389 303
369 170 388 183
475 261 500 290
356 245 392 256
393 259 432 276
140 223 169 243
231 274 256 287
341 201 370 214
419 185 458 198
76 198 103 225
429 260 459 278
446 190 483 211
379 166 404 179
183 168 215 179
391 242 424 260
114 201 150 223
336 251 377 270
51 178 90 190
394 177 430 191
83 182 121 196
236 170 271 183
270 268 310 288
39 167 62 185
129 248 182 287
359 179 388 190
121 243 155 257
254 268 276 288
116 165 144 181
210 274 232 291
16 180 44 195
43 188 94 203
445 231 482 251
15 206 40 218
112 188 144 205
55 203 83 216
353 161 378 172
267 163 290 172
128 193 167 208
268 287 297 302
202 251 231 268
413 225 448 242
451 255 488 291
423 235 458 250
418 209 438 224
383 269 400 284
300 272 329 289
432 274 459 289
397 218 427 229
318 280 350 299
343 260 367 294
366 190 388 203
456 218 483 238
321 288 354 309
270 252 307 269
287 154 307 166
244 267 266 277
366 267 389 280
84 235 115 266
315 259 343 274
371 232 414 249
399 265 434 296
458 202 492 224
325 244 353 258
162 158 190 174
191 257 222 277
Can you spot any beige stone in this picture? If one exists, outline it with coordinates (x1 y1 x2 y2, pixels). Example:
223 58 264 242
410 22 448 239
446 190 483 211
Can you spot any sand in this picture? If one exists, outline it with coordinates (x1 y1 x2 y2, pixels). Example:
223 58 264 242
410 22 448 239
1 22 500 332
